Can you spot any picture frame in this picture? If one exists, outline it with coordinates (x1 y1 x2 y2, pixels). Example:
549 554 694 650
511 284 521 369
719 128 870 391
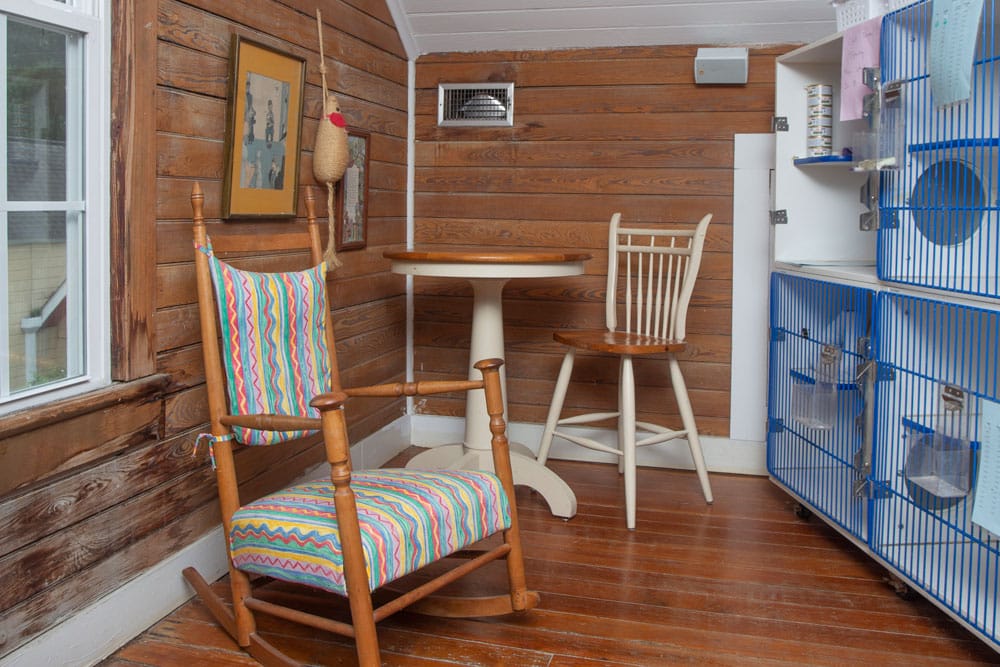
222 36 305 218
335 128 370 251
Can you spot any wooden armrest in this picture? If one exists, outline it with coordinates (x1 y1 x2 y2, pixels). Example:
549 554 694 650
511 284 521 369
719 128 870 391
344 379 482 398
344 358 505 398
221 414 322 430
310 391 349 412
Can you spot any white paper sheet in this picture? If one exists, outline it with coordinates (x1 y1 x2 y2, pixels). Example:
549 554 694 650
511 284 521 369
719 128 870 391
929 0 986 107
972 399 1000 536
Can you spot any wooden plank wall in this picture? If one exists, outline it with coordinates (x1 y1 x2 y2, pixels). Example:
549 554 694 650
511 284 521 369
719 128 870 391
0 0 408 659
411 46 784 437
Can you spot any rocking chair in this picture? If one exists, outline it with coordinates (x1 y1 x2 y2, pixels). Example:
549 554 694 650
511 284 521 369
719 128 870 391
183 183 538 666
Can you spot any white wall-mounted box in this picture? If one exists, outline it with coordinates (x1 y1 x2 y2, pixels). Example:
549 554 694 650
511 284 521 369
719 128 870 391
694 47 748 85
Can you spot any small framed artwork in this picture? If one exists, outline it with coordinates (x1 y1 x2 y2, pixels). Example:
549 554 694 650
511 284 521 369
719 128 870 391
335 129 370 251
222 36 305 218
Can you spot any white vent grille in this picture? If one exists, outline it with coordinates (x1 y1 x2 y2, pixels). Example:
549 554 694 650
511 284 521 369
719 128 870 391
437 83 514 127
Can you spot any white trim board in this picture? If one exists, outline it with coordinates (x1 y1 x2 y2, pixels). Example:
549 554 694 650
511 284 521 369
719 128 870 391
2 528 230 667
730 133 774 445
411 414 767 476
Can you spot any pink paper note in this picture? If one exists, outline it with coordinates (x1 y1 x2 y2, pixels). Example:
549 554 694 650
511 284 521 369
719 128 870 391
840 16 883 122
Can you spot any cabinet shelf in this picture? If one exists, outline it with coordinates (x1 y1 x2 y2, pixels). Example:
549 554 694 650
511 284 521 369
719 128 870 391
772 261 878 286
793 154 855 167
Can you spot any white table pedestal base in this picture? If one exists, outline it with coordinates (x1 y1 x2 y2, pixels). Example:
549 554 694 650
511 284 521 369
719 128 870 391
406 445 578 519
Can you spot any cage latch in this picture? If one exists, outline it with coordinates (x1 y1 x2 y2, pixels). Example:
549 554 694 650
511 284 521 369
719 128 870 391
852 357 879 499
859 172 879 231
855 335 872 359
859 209 879 231
862 67 881 120
941 384 966 412
854 478 892 499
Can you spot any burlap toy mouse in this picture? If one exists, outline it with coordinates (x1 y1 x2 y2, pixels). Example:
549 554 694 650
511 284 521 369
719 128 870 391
313 10 349 267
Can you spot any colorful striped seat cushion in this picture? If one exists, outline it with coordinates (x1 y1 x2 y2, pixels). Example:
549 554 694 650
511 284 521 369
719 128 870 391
203 242 331 446
229 469 512 596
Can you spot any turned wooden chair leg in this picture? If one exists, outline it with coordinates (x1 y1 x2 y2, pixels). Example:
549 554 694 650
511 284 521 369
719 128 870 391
477 359 535 612
230 567 257 647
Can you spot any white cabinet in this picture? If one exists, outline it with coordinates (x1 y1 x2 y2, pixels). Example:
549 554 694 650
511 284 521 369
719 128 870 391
773 33 874 270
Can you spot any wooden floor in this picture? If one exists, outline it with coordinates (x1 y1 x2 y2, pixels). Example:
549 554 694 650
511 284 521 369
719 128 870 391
102 453 1000 666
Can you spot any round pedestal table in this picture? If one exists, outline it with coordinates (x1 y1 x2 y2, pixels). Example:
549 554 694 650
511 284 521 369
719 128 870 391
385 249 590 519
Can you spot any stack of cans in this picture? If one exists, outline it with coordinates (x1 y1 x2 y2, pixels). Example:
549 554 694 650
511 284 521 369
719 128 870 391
805 83 833 157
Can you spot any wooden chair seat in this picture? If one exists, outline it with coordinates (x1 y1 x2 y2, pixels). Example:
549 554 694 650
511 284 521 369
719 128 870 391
553 329 687 355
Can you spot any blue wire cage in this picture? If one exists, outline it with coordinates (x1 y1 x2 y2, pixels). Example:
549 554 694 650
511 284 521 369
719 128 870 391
768 0 1000 648
878 0 1000 298
767 273 874 539
871 292 1000 642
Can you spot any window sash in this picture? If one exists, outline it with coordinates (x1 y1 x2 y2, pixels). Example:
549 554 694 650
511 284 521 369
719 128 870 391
0 0 109 410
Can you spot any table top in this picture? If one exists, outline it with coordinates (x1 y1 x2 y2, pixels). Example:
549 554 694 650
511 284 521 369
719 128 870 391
385 248 591 280
384 249 591 264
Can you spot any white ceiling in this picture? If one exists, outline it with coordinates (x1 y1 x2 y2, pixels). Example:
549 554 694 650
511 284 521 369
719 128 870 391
385 1 841 58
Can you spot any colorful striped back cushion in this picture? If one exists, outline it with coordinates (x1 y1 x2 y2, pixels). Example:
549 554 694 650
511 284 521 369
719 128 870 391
229 469 512 596
204 244 330 446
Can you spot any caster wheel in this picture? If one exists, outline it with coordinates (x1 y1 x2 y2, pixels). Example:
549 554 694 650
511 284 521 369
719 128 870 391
883 574 910 598
792 503 813 520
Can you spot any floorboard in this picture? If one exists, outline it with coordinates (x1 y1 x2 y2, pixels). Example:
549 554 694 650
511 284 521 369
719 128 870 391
101 453 1000 666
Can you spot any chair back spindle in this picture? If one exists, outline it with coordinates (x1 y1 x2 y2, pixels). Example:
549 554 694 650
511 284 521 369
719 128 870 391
607 213 712 342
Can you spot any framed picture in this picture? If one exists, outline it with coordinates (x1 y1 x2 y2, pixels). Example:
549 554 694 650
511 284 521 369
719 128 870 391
222 36 305 218
335 129 370 251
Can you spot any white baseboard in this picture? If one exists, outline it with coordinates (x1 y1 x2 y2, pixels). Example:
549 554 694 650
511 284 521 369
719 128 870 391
3 527 230 667
411 414 767 476
6 413 762 666
356 414 413 469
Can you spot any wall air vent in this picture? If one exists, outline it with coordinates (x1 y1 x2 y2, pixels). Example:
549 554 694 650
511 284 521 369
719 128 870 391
437 83 514 127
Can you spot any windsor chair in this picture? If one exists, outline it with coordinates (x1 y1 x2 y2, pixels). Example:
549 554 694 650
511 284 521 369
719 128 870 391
537 212 714 529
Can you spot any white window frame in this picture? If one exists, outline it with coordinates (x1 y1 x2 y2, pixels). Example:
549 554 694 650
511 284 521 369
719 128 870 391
0 0 110 413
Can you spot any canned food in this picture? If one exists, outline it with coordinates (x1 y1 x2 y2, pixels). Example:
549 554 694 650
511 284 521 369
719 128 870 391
807 147 833 157
805 83 833 96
